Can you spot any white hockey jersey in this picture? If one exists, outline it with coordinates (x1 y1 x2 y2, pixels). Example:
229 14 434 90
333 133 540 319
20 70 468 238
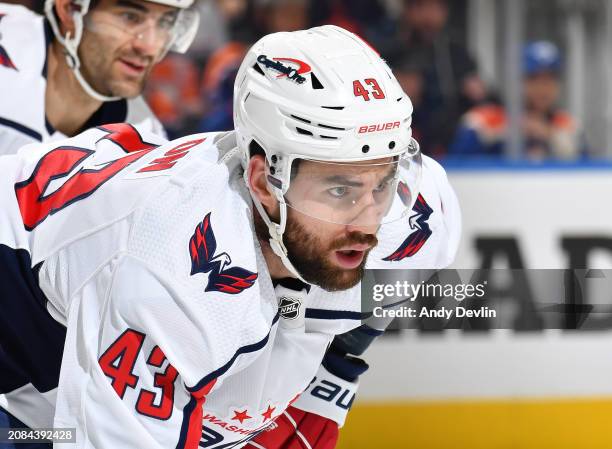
0 4 165 156
0 124 460 448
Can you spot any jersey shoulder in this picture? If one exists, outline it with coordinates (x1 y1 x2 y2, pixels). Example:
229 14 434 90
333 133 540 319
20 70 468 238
0 5 47 155
11 125 228 261
125 130 255 286
0 5 46 76
126 96 167 138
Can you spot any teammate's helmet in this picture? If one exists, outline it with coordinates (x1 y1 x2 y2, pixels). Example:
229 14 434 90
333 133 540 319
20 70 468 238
234 25 422 281
44 0 199 101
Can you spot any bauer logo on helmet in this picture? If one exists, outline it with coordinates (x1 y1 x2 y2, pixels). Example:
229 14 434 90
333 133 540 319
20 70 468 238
358 121 401 134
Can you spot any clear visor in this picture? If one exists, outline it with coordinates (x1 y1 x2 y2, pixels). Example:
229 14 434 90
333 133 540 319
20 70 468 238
281 151 422 227
83 6 194 58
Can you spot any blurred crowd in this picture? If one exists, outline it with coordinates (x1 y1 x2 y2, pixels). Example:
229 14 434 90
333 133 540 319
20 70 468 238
11 0 589 160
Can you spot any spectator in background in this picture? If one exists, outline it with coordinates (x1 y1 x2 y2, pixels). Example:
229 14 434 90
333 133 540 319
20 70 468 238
309 0 389 36
198 41 247 131
189 0 255 64
450 41 587 160
257 0 309 34
144 55 203 138
384 0 487 157
198 0 309 132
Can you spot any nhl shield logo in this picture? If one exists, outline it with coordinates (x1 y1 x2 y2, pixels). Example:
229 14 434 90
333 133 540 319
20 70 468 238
279 296 301 320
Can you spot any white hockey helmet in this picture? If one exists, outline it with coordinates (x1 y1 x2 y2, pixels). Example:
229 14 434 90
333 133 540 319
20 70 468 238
44 0 200 101
234 25 422 281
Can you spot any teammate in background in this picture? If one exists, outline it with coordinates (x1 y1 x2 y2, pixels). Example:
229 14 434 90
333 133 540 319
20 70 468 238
450 41 588 159
0 26 460 448
0 0 200 154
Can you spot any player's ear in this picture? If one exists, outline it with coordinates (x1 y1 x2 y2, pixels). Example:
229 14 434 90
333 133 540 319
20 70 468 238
54 0 77 38
247 155 280 217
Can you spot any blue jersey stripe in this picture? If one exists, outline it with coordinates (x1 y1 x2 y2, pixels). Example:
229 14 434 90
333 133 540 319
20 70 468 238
0 117 42 142
305 309 365 321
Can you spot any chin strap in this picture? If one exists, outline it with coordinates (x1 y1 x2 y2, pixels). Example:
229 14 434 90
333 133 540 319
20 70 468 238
71 57 121 102
45 0 121 102
244 169 308 284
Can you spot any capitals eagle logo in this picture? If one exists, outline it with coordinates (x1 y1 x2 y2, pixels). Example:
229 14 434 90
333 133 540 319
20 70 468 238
189 212 258 294
0 15 17 71
383 191 433 262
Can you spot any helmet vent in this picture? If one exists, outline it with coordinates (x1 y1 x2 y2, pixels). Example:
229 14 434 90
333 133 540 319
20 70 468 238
281 110 346 136
318 123 345 131
321 106 344 110
397 97 402 102
296 127 314 136
291 115 311 124
253 63 266 76
311 73 324 90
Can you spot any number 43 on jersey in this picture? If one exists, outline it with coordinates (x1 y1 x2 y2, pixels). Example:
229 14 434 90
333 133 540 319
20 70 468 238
98 329 179 420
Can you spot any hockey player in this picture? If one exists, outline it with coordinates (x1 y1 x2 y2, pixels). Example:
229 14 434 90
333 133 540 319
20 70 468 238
0 0 200 154
0 25 460 448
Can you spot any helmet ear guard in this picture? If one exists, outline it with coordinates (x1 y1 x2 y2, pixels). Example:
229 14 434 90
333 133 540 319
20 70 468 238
44 0 199 102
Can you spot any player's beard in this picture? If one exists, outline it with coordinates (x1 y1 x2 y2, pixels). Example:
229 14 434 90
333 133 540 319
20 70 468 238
254 208 378 291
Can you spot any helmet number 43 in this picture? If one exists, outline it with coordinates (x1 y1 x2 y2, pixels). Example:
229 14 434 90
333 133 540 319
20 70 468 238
353 78 385 101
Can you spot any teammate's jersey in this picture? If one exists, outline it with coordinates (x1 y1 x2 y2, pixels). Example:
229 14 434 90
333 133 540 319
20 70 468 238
0 4 165 156
0 124 459 448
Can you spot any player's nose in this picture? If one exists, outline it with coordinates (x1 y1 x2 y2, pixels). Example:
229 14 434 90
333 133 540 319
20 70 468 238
345 221 379 236
344 202 384 235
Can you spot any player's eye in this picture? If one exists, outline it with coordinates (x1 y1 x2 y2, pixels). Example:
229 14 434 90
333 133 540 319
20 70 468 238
158 14 177 31
373 180 391 194
119 11 144 25
327 186 349 198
